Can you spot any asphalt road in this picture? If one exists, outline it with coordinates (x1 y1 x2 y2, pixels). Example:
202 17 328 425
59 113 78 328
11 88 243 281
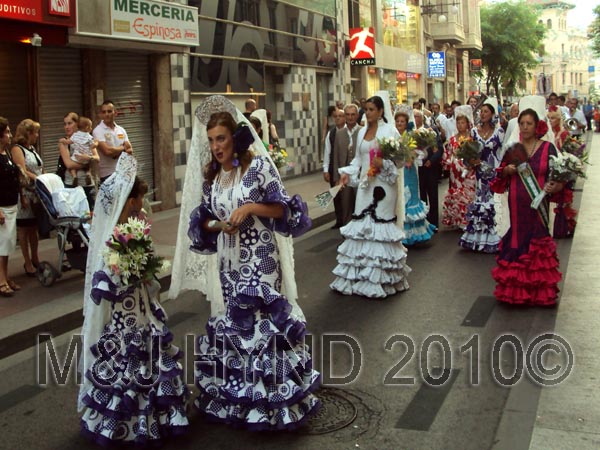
0 215 576 450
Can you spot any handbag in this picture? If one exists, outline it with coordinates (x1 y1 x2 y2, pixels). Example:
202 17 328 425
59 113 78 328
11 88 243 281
56 153 67 181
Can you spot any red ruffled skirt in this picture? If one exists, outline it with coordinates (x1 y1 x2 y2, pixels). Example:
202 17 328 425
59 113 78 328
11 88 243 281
492 236 561 306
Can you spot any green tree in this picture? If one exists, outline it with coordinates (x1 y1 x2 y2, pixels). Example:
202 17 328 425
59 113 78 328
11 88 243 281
589 5 600 57
473 1 546 103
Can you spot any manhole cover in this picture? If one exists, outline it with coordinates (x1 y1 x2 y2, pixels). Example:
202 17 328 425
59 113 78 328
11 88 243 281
303 387 358 434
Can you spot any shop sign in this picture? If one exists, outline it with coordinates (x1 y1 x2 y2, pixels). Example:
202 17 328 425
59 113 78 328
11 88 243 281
49 0 70 17
111 0 199 46
469 58 482 73
349 27 375 66
427 51 445 78
0 0 42 22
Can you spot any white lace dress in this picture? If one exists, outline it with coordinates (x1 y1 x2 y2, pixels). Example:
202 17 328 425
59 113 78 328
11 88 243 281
330 122 411 298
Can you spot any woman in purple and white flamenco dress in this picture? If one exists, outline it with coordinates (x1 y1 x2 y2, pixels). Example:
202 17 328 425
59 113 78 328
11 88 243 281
78 154 189 446
459 103 505 253
330 94 411 298
170 96 319 430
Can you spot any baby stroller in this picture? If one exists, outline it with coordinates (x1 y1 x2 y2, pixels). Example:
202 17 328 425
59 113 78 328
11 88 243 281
35 174 91 286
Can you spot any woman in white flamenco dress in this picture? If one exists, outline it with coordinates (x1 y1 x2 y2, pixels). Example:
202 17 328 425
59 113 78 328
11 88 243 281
330 94 411 298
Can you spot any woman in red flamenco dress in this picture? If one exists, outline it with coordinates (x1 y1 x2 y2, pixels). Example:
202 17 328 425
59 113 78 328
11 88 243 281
490 108 563 306
547 106 578 238
442 109 477 229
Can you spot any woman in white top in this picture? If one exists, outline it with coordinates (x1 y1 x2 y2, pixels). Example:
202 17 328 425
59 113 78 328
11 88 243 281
331 95 411 298
11 119 43 276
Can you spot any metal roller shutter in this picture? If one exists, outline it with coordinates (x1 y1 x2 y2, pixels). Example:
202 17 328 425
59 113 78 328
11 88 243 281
38 47 83 170
105 52 154 189
0 43 32 133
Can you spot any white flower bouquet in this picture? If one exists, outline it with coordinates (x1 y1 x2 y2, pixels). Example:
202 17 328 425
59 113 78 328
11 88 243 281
531 152 586 209
103 217 170 286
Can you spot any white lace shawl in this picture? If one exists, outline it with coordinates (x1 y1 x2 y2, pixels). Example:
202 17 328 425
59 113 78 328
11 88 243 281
169 95 304 321
78 153 137 411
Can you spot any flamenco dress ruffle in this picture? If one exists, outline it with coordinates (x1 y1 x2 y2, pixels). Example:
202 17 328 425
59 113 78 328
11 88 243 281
441 153 476 229
403 165 436 245
331 186 411 298
80 272 189 446
553 184 577 239
194 289 320 430
442 175 476 229
189 186 320 430
459 175 500 253
492 236 561 306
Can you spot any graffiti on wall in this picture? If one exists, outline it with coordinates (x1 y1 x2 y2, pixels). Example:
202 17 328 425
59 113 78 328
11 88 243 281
189 0 337 93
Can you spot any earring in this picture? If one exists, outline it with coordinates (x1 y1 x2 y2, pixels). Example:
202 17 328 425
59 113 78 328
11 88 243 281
232 153 240 167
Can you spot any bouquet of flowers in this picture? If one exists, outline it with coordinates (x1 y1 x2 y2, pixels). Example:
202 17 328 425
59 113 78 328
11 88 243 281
530 152 586 209
268 144 288 168
378 134 417 166
455 136 481 168
103 217 169 286
561 136 588 163
411 128 437 150
548 152 587 182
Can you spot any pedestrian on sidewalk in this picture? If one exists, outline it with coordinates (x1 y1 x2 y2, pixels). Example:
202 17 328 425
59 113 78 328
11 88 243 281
0 117 23 296
11 119 43 277
79 154 189 444
93 100 133 184
171 95 320 429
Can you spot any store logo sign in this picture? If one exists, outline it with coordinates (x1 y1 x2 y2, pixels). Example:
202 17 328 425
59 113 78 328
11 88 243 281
349 27 375 66
49 0 70 16
428 51 446 78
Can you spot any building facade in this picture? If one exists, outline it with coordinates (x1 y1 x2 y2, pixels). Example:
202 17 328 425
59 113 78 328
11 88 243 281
0 0 197 210
528 0 592 100
348 0 481 110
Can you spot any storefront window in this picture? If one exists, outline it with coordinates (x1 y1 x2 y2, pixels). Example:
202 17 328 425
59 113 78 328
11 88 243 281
377 69 422 106
381 0 420 51
348 0 373 27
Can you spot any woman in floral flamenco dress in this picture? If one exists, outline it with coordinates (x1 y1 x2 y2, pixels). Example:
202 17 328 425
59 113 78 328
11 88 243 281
394 110 436 244
442 106 476 229
182 97 319 429
490 108 563 306
331 95 411 298
459 103 504 252
79 154 189 445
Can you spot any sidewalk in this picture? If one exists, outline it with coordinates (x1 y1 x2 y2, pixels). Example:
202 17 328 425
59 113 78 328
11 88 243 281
0 171 334 359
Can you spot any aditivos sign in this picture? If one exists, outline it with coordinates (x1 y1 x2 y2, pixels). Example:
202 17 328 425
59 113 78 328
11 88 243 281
111 0 199 46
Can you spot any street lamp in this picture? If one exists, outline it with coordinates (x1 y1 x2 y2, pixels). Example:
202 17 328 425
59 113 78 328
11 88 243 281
420 0 460 21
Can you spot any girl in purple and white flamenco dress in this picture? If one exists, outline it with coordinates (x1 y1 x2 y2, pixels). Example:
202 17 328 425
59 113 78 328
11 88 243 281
459 103 505 253
79 154 188 446
185 106 320 430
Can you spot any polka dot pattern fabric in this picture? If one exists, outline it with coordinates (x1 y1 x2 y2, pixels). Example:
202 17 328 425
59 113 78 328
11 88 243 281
191 157 320 430
80 276 189 445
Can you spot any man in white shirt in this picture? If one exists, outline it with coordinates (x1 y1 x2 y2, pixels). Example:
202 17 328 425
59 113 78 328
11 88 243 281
92 100 132 183
565 98 587 137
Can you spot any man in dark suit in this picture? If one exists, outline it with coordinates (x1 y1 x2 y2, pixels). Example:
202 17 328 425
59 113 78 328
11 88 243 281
323 109 346 227
332 104 361 226
414 109 442 228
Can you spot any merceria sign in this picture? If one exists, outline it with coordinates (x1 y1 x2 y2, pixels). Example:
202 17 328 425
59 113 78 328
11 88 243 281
111 0 199 46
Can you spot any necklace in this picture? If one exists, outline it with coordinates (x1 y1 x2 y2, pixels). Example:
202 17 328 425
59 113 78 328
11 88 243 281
479 125 493 140
524 139 539 157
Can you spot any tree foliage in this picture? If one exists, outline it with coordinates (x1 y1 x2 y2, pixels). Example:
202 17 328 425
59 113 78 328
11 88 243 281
473 1 546 102
589 5 600 57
